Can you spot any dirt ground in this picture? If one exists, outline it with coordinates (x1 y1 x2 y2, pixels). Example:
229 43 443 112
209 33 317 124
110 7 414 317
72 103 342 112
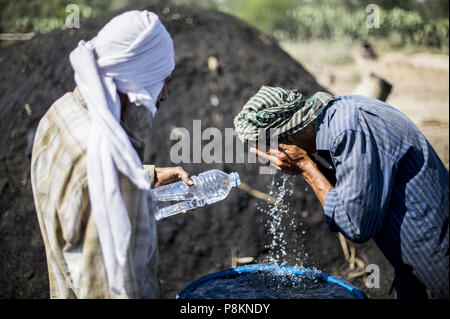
0 5 426 299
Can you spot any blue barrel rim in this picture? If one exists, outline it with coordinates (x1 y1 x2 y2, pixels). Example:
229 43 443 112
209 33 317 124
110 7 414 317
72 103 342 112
176 264 367 299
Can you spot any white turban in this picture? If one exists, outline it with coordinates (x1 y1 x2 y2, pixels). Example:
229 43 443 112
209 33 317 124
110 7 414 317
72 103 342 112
69 10 174 293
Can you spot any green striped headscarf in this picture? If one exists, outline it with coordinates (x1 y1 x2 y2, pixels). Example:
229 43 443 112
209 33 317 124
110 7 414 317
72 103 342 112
233 86 336 144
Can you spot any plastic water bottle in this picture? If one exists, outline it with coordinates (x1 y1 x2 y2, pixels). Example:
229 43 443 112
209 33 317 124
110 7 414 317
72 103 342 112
150 169 241 221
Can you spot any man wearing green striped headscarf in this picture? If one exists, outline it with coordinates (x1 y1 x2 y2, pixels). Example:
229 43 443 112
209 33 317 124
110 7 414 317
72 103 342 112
234 86 449 299
234 86 335 145
234 85 336 204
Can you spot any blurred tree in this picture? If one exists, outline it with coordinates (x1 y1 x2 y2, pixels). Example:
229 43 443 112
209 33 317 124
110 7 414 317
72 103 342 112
0 0 114 33
0 0 224 33
229 0 301 39
419 0 449 19
170 0 220 8
299 0 448 19
1 0 447 50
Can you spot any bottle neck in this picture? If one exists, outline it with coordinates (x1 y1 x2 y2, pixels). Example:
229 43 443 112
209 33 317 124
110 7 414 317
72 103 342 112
228 172 240 188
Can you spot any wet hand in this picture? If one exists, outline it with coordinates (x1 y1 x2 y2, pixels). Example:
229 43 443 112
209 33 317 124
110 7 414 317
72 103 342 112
250 144 314 175
275 144 314 175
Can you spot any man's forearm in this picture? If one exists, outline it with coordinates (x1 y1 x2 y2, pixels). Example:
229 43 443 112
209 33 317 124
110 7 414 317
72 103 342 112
301 160 334 206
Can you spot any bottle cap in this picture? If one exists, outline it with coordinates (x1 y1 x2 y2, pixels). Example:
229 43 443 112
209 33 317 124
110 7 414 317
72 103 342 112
230 172 241 187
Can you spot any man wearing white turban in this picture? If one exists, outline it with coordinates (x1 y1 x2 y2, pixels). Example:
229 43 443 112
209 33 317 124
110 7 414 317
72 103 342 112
30 10 193 298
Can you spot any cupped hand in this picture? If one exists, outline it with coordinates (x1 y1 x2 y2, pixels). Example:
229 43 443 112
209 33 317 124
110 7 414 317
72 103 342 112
250 143 314 175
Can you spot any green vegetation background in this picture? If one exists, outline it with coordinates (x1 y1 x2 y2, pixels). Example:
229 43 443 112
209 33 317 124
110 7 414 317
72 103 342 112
0 0 448 51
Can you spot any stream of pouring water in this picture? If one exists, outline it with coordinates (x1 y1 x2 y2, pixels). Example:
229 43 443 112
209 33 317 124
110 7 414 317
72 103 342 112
265 174 292 265
258 174 294 266
256 173 319 288
257 173 304 267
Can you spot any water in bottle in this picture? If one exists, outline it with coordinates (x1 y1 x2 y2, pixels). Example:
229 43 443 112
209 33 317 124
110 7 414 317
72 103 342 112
150 169 241 220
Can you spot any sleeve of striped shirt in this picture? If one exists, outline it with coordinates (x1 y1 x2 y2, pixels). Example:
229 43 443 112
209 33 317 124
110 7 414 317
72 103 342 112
323 129 394 243
143 165 155 184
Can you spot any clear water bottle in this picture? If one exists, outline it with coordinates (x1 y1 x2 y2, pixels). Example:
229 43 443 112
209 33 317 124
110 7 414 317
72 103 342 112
150 169 241 221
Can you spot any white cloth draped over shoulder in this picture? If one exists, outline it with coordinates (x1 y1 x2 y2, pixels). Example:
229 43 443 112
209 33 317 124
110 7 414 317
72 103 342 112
69 10 175 293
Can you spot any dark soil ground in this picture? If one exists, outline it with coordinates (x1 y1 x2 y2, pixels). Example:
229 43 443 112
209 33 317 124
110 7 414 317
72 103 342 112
0 4 394 299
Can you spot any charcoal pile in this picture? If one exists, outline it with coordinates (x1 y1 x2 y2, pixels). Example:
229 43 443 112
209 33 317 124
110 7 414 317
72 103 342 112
0 5 393 298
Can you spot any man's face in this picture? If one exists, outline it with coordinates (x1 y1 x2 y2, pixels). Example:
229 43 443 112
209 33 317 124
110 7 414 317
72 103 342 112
278 122 317 154
156 76 171 109
254 122 316 155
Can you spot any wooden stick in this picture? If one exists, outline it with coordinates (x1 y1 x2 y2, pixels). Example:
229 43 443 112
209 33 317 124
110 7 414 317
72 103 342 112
338 233 350 262
0 33 35 41
238 182 285 209
249 146 278 165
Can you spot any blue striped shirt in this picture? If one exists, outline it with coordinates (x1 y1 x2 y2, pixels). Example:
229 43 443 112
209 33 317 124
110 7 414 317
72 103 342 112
315 95 449 297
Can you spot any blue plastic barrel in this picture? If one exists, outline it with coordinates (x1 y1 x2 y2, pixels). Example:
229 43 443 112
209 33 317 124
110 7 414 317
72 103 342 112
177 264 367 299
